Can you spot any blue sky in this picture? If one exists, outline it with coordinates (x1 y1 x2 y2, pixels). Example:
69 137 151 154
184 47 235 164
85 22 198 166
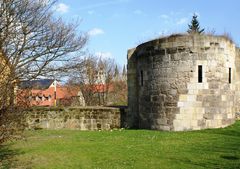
54 0 240 67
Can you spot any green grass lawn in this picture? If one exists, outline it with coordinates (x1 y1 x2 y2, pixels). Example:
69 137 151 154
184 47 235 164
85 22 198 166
1 122 240 169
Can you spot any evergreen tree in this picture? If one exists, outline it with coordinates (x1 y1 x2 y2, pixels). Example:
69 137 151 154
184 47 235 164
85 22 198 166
187 13 204 34
114 65 119 78
122 65 126 77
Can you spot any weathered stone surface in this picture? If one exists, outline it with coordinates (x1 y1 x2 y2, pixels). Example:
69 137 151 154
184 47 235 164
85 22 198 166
25 107 125 130
127 34 239 131
236 112 240 120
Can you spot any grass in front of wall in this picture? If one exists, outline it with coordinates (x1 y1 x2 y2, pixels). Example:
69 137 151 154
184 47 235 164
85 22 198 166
1 121 240 169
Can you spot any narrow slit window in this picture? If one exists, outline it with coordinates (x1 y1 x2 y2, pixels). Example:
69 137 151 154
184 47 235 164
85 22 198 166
229 68 231 84
198 65 203 83
140 70 143 86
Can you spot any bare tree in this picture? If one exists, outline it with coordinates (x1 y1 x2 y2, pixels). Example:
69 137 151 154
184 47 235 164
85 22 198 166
0 0 87 87
67 54 116 106
106 64 127 106
70 55 99 105
0 0 87 143
110 80 127 106
68 54 128 106
98 58 115 105
67 55 102 106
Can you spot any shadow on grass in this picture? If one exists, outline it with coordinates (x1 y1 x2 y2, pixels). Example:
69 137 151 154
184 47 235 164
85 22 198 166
0 144 24 169
173 123 240 168
220 155 239 160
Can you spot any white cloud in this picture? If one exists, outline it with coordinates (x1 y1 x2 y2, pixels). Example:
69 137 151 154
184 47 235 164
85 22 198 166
88 28 105 36
177 17 188 25
55 3 69 14
95 52 113 59
134 10 143 15
88 10 95 15
160 14 169 19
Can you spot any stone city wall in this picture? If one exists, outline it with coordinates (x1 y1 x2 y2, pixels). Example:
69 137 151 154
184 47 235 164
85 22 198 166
128 34 238 131
235 47 240 113
25 107 123 130
236 112 240 120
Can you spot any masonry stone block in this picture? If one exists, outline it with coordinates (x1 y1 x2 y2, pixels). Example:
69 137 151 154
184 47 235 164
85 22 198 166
128 34 238 131
25 107 123 130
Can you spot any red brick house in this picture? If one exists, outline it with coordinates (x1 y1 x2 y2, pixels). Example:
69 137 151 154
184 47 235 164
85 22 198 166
17 79 85 107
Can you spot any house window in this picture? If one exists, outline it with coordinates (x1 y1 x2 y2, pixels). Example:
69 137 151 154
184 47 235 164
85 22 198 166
140 70 144 86
229 68 231 84
44 96 48 101
198 65 203 83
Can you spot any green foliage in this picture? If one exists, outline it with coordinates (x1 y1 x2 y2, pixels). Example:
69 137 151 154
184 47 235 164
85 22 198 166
188 13 205 34
2 121 240 168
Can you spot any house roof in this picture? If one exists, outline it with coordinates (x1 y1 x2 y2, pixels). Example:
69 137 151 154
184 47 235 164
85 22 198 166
19 79 55 90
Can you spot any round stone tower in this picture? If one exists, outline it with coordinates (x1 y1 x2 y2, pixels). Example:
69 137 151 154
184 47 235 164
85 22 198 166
127 34 239 131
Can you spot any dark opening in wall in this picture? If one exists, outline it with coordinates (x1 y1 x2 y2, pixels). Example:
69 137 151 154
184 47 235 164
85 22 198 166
229 68 231 84
198 65 203 83
140 70 143 86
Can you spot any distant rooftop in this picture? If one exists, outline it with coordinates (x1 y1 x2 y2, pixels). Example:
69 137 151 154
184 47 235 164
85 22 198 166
19 79 55 90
